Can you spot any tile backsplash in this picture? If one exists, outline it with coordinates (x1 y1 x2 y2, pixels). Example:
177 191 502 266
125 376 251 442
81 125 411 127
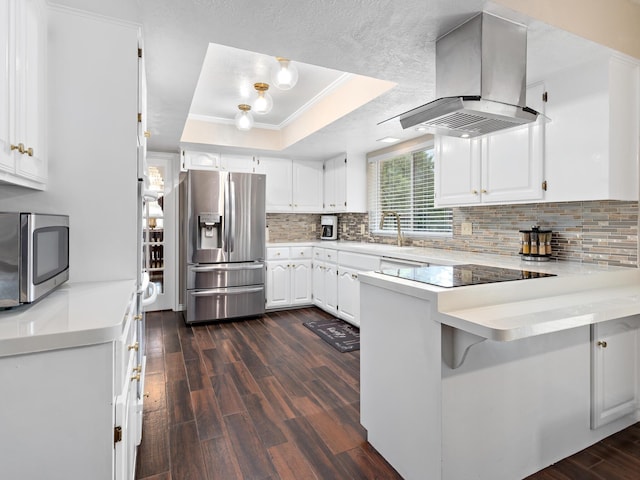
267 200 638 267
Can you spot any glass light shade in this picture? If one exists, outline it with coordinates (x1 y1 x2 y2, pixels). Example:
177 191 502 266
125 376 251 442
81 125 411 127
252 90 273 115
272 57 299 90
234 104 254 131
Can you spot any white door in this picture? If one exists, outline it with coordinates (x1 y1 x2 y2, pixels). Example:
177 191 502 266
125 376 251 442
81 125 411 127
256 157 293 212
323 262 338 316
312 261 325 308
337 267 359 326
291 260 312 306
266 260 291 308
144 153 177 311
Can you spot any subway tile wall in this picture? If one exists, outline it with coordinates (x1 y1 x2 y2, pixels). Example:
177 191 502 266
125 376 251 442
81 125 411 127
267 201 639 267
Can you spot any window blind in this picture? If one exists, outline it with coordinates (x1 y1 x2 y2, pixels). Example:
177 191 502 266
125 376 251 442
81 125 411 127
368 146 452 235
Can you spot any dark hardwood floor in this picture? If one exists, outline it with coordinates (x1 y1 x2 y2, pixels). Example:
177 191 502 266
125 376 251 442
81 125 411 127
136 307 640 480
135 307 402 480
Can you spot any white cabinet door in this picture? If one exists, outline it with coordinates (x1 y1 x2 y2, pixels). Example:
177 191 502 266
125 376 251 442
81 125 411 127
221 153 256 172
0 0 46 189
312 261 326 309
481 121 544 204
290 260 312 306
544 56 639 202
337 267 359 326
435 136 481 206
323 153 367 213
591 317 640 429
292 159 323 212
256 156 293 212
266 260 291 308
182 150 221 170
323 261 338 316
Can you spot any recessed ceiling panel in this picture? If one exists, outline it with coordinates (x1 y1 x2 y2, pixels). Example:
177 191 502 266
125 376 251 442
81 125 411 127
189 43 348 126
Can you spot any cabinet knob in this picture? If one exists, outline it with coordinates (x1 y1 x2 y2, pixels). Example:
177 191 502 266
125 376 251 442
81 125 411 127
131 373 141 382
481 189 487 194
133 365 142 373
351 274 358 279
144 130 151 138
134 314 142 321
128 342 139 351
10 143 25 154
597 340 608 348
471 190 478 195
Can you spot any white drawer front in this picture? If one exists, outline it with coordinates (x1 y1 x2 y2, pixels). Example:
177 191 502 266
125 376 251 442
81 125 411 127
338 251 380 271
291 247 312 259
267 247 290 260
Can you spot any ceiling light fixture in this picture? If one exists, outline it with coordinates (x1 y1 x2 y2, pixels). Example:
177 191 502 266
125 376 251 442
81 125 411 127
272 57 299 90
234 104 254 131
252 83 273 115
377 136 400 143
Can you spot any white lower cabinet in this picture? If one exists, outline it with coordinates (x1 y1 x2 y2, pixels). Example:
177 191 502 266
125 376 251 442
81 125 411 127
312 247 338 316
337 266 360 325
0 292 143 480
266 246 313 309
336 251 380 327
591 315 640 429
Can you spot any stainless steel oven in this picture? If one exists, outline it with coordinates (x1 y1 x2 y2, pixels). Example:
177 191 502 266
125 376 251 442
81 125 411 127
0 213 70 307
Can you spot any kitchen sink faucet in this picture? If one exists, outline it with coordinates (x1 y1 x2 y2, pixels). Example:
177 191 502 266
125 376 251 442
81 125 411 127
379 211 404 246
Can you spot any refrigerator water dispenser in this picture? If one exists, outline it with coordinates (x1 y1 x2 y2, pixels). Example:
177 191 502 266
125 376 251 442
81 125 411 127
198 213 222 249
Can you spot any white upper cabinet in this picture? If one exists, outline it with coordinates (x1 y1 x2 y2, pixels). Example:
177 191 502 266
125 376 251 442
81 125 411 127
220 153 257 173
323 153 367 213
543 55 639 202
435 84 545 207
0 0 47 189
292 159 323 212
256 157 323 213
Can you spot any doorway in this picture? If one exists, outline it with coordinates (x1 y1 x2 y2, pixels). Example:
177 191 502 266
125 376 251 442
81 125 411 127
144 153 177 311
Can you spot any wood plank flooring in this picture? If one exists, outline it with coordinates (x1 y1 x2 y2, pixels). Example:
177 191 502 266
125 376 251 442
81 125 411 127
136 307 640 480
135 308 402 480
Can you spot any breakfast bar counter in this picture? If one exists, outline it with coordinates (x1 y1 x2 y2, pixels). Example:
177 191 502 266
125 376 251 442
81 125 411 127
357 263 640 480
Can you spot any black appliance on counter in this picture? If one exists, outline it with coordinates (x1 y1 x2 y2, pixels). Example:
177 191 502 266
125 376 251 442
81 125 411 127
380 264 556 288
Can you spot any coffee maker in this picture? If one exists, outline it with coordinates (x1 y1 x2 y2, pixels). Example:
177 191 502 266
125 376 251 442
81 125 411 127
320 215 338 240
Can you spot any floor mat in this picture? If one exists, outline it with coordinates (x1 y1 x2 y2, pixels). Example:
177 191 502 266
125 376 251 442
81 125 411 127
303 318 360 352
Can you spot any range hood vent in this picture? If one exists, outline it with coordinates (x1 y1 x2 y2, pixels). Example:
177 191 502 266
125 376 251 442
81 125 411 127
398 12 539 138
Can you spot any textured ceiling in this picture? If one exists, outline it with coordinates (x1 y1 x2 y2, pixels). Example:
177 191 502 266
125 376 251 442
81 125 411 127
61 0 619 160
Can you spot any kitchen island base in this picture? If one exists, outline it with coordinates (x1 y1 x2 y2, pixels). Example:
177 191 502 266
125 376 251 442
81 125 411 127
360 281 639 480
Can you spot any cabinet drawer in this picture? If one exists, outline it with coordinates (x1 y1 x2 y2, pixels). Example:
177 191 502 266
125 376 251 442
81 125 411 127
267 247 290 260
338 251 380 271
323 249 337 263
115 300 137 390
291 247 312 259
313 247 325 260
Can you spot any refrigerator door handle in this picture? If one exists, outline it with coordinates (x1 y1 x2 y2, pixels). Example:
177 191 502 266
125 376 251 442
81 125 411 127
190 286 263 296
223 178 230 253
190 263 264 272
229 178 236 253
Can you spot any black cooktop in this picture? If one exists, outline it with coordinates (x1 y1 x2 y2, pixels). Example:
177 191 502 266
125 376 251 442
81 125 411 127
380 264 556 288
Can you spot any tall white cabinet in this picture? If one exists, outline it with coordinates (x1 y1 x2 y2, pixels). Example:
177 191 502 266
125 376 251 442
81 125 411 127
0 0 47 190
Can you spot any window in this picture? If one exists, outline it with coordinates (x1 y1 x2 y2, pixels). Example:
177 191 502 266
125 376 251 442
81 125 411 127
368 143 452 235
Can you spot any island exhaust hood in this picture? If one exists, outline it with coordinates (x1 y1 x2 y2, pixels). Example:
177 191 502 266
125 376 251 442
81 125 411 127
397 12 539 138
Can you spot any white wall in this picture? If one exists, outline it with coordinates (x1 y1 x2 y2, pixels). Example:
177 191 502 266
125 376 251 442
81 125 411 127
0 6 139 283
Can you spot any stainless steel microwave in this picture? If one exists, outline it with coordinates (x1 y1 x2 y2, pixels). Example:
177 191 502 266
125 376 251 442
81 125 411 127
0 213 70 307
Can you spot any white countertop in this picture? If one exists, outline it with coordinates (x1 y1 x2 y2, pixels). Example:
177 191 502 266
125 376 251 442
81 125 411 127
268 240 640 341
0 280 135 357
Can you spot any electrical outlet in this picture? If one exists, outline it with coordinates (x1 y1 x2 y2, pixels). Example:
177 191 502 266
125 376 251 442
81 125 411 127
461 222 473 235
311 223 316 232
360 224 366 235
343 224 347 233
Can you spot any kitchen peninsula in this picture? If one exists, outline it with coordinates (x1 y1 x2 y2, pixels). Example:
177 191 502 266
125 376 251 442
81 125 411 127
358 258 640 480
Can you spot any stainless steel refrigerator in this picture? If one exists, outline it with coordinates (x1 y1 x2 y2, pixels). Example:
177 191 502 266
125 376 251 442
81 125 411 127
183 170 266 324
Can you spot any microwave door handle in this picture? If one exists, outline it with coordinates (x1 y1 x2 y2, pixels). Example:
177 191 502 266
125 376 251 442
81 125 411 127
228 178 235 253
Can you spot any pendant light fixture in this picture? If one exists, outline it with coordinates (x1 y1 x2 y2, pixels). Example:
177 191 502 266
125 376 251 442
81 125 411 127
234 104 254 131
272 57 299 90
252 83 273 115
